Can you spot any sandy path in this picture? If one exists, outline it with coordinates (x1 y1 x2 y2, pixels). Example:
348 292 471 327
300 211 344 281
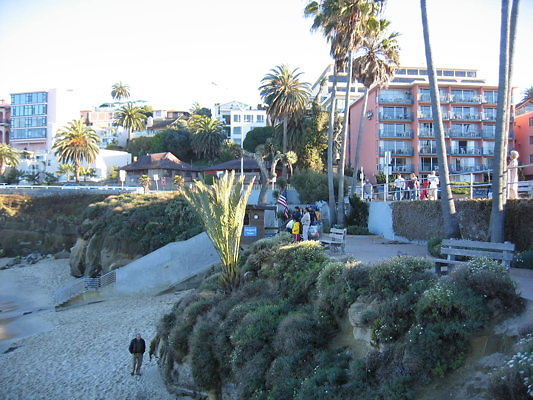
0 258 180 400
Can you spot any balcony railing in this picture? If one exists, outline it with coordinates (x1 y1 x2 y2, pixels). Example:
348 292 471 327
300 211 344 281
418 94 450 103
482 130 496 139
419 146 437 155
418 112 450 120
483 97 498 105
449 164 489 173
447 129 482 138
450 113 482 121
451 95 482 104
378 130 413 138
378 163 414 173
482 114 497 122
418 129 435 137
379 147 414 156
420 163 439 172
379 112 413 121
448 147 483 156
378 95 413 104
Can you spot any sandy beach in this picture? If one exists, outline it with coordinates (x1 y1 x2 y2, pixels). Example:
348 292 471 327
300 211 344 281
0 258 179 400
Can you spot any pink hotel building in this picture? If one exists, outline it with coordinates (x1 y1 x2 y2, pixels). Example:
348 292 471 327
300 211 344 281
347 67 514 183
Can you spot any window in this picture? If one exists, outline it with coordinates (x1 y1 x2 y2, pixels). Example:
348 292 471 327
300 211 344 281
484 91 498 103
256 115 264 123
530 154 533 164
233 114 241 123
233 126 242 136
244 115 253 122
395 69 406 75
443 70 454 76
407 69 418 75
455 71 466 77
529 118 533 127
452 89 476 102
529 136 533 145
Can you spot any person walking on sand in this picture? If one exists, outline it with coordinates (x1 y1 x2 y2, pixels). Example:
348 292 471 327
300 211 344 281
129 333 146 376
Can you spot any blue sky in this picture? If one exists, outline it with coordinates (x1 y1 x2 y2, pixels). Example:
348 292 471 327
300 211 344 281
0 0 531 110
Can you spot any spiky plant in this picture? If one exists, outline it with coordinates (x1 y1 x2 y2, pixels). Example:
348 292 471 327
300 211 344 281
139 174 151 193
182 171 255 291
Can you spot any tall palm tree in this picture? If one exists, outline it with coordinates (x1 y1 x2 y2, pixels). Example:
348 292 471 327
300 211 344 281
182 171 254 291
349 18 400 199
0 144 20 175
521 86 533 103
489 0 520 242
188 115 226 160
259 65 310 176
111 82 130 101
420 0 459 238
52 120 101 182
114 103 147 142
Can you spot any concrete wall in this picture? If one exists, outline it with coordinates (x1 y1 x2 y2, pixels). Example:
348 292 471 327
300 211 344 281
114 232 220 295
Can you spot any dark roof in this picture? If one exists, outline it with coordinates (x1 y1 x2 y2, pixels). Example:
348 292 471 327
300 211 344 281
204 158 282 172
122 152 199 172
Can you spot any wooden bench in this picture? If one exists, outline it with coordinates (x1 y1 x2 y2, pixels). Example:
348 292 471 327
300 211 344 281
434 239 515 274
320 228 347 253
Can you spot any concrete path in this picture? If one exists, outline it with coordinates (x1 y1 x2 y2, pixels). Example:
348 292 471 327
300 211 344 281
341 235 533 301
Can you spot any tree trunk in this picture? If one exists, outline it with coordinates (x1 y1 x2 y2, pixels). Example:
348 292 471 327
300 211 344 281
242 150 271 205
75 161 81 183
350 86 369 197
337 53 353 224
282 117 288 177
489 0 519 242
421 0 459 238
327 67 338 224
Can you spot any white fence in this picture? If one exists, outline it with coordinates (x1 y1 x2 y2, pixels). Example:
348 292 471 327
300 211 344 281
53 270 116 306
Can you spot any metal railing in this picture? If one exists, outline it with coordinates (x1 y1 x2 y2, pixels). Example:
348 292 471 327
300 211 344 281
53 270 116 306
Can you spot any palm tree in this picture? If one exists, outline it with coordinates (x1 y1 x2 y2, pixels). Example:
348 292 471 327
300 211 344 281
57 163 75 182
182 171 254 291
259 65 310 176
173 175 185 192
139 174 151 193
285 150 298 177
114 103 147 142
188 115 226 160
420 0 459 238
52 120 101 182
349 18 400 200
111 82 130 101
0 144 20 175
489 0 520 242
521 86 533 103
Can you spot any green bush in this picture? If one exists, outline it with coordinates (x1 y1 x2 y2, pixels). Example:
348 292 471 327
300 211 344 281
292 168 344 203
512 250 533 269
450 258 525 316
369 257 433 299
450 181 470 195
427 237 443 258
346 194 369 227
346 225 370 235
190 317 220 391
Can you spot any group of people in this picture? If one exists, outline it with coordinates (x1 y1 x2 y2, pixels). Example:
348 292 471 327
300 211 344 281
285 206 320 242
393 171 440 201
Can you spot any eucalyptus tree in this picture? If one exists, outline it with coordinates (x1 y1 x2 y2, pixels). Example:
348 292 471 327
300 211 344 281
52 120 101 182
420 0 459 238
0 144 20 175
114 103 147 142
188 115 226 160
349 18 399 198
259 65 310 176
183 171 254 291
111 82 130 101
489 0 520 242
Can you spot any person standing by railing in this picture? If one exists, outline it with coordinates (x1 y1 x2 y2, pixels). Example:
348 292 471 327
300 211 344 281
394 174 406 201
407 173 420 200
428 171 439 200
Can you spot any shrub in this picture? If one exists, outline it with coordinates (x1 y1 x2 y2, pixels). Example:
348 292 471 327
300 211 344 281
189 317 221 391
427 237 442 258
273 311 329 355
346 194 369 227
346 225 370 235
512 250 533 269
241 233 292 273
291 169 344 203
369 257 433 299
450 258 525 316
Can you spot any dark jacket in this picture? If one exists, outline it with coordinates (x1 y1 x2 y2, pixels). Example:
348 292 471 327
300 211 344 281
129 338 146 354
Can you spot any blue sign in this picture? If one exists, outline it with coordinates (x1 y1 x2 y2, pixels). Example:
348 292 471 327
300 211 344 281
243 226 257 237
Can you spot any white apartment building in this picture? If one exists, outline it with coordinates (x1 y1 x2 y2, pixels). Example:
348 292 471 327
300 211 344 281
212 101 267 145
311 64 365 113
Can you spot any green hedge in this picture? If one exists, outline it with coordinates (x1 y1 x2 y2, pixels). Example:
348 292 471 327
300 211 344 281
391 199 533 251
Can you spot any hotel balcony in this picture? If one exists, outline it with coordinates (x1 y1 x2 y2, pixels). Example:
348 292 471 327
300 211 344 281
378 129 413 139
379 147 414 156
447 129 482 139
378 95 413 104
451 95 483 104
481 130 496 139
450 113 482 122
448 147 483 156
420 163 439 172
379 111 413 121
418 129 435 138
378 163 414 173
482 96 498 105
418 94 450 103
417 112 450 121
449 164 489 173
419 146 437 155
481 113 497 122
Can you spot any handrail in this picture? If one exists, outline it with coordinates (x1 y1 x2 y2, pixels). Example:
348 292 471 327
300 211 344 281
53 270 116 306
